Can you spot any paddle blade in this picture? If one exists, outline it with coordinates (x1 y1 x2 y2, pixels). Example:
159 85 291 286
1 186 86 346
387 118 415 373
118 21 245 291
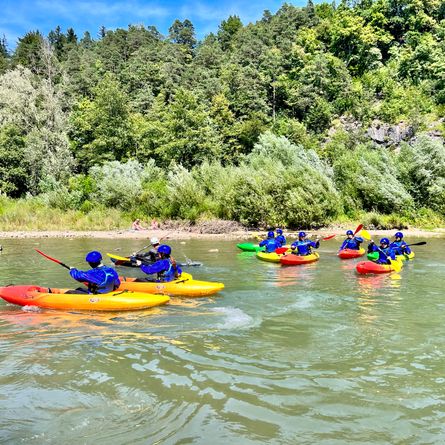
353 224 363 236
390 259 402 273
35 249 70 270
407 241 427 247
359 229 371 240
322 234 336 241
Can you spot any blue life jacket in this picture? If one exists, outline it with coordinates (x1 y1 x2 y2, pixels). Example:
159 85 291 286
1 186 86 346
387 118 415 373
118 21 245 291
141 258 182 282
275 235 286 246
70 265 120 294
369 244 397 264
390 240 411 255
290 239 319 256
340 236 363 251
259 238 280 253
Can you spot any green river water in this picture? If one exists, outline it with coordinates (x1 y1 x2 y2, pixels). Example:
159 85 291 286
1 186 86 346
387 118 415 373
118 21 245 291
0 237 444 444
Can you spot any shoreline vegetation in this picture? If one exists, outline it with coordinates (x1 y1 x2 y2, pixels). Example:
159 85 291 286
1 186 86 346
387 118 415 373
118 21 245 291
2 3 445 231
1 226 444 240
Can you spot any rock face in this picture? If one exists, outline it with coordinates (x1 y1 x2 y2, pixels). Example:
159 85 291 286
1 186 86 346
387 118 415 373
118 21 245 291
329 117 444 149
367 120 415 147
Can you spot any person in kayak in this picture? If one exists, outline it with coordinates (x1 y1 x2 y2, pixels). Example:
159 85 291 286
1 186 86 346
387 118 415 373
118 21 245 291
275 228 286 247
259 231 280 253
137 244 182 282
132 237 160 263
339 230 364 251
68 251 120 294
390 232 411 255
367 238 397 264
290 232 320 256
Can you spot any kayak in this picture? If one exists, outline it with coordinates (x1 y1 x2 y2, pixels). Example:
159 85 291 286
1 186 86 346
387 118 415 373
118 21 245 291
367 251 415 262
396 251 415 261
280 252 319 265
107 253 203 268
356 261 402 275
117 272 224 297
338 248 365 259
256 251 283 263
0 285 170 311
237 243 264 252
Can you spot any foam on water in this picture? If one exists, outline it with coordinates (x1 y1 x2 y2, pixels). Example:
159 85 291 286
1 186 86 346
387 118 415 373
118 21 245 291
211 306 255 330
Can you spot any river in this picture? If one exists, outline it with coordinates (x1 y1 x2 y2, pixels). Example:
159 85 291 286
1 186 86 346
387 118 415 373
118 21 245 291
0 237 444 444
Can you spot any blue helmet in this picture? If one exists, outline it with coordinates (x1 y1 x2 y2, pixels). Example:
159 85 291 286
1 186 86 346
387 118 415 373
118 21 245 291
158 244 171 255
276 228 283 235
86 251 102 263
267 231 274 238
346 230 353 236
380 237 390 245
298 231 306 238
395 232 403 239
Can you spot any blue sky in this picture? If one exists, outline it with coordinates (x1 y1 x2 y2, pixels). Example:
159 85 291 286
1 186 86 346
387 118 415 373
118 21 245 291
0 0 312 49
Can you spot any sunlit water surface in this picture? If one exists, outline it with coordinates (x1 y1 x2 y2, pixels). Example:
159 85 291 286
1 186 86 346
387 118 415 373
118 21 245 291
0 237 445 444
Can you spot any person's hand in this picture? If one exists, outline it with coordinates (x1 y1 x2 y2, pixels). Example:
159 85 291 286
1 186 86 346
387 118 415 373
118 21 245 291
131 252 136 257
136 260 142 266
69 267 75 270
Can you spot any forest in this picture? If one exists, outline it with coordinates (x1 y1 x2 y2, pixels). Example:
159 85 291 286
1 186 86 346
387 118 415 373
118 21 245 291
1 0 445 230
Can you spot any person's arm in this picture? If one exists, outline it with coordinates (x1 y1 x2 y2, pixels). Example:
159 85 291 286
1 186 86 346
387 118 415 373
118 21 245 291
69 268 102 285
339 239 348 250
259 240 267 247
140 260 168 275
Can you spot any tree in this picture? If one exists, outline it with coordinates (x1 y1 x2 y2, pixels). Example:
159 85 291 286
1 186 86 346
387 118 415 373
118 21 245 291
0 35 8 73
13 31 44 74
217 16 243 50
168 19 197 49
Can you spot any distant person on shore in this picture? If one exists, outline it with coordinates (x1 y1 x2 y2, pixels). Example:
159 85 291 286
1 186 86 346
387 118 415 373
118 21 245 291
132 219 146 231
151 218 160 230
390 232 411 255
68 251 120 294
290 232 320 256
339 230 363 251
259 231 280 253
137 244 181 282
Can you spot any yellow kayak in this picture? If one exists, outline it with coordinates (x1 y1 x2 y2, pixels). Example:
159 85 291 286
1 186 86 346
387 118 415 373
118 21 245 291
118 272 224 297
0 285 170 311
396 251 415 261
256 251 284 263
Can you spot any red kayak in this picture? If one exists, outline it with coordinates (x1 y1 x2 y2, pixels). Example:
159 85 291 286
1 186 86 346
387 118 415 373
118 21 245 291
356 261 396 275
280 253 319 265
338 248 365 259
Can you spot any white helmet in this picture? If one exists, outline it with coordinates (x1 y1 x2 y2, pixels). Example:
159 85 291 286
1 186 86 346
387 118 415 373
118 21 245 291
150 237 159 245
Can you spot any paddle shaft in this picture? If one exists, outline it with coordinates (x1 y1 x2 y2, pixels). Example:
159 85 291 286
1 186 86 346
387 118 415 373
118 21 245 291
134 232 173 255
35 249 71 270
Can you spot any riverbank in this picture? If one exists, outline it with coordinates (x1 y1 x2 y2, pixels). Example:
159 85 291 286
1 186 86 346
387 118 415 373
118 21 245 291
0 226 444 240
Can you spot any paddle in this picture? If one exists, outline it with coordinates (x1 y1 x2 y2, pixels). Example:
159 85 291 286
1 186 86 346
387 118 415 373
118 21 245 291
373 246 402 273
359 229 371 240
132 232 173 256
35 249 71 270
405 241 427 247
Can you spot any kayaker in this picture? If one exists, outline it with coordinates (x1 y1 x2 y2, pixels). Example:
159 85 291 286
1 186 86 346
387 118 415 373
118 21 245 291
390 232 411 255
131 219 146 231
275 228 286 247
339 230 364 251
133 237 160 263
137 244 182 282
367 238 397 264
290 232 320 256
259 231 280 253
68 251 120 294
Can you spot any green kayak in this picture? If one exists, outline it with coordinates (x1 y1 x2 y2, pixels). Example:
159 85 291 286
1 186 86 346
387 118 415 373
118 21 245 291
237 243 264 252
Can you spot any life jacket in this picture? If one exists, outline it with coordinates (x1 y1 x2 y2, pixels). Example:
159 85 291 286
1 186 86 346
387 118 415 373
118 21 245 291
88 266 120 294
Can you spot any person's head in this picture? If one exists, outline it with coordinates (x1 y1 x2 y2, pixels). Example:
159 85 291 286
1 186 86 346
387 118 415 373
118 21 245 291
86 251 102 268
157 244 171 258
346 230 354 238
394 231 403 241
380 237 390 247
276 228 283 235
135 219 140 223
150 237 160 248
298 231 306 240
267 231 274 238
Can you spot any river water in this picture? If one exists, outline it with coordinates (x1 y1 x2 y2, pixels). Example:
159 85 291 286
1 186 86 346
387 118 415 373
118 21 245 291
0 237 444 444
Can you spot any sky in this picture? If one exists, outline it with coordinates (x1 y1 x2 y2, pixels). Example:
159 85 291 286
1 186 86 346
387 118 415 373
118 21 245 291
0 0 312 49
